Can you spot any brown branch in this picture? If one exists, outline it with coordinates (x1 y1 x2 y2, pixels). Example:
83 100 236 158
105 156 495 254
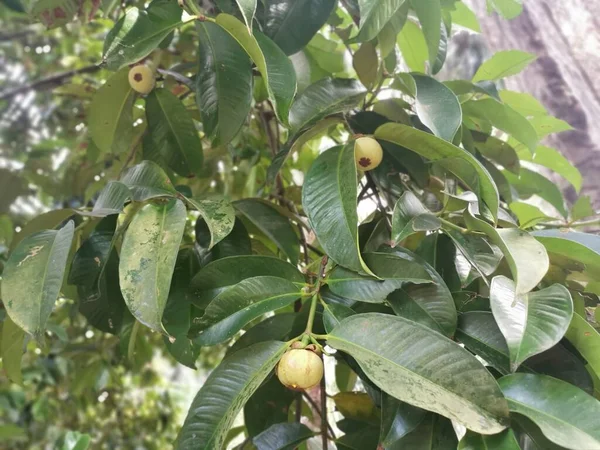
301 392 335 440
320 373 330 449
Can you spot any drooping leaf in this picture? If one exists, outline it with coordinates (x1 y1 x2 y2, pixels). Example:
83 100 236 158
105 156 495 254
391 191 440 245
565 313 600 379
197 20 253 145
119 160 177 200
1 316 25 384
327 313 509 433
472 50 536 83
498 373 600 450
410 0 441 68
459 429 520 450
228 313 295 355
2 221 74 339
90 181 131 217
176 341 288 449
235 0 256 30
490 276 573 371
397 20 428 73
185 196 235 249
119 199 186 334
253 422 314 450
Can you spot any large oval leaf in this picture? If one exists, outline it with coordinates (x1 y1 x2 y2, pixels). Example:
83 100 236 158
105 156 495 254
197 21 253 145
490 276 573 371
119 160 177 201
498 373 600 450
413 74 461 142
472 50 536 83
253 422 314 450
2 221 74 339
327 313 510 433
194 276 302 346
355 0 406 43
410 0 441 69
176 340 288 449
303 143 374 275
119 199 186 334
185 196 235 250
375 123 499 220
459 429 520 450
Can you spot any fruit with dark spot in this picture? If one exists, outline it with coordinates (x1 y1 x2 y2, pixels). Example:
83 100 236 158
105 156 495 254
276 348 323 390
128 65 155 94
354 136 383 171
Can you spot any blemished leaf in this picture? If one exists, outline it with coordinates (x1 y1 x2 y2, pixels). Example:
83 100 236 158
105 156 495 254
176 341 288 449
355 0 407 43
234 199 299 262
194 276 302 346
261 0 336 55
410 0 441 68
397 20 428 73
450 2 480 32
185 196 235 249
197 21 253 146
565 313 600 379
459 429 520 450
375 123 499 220
89 181 131 217
486 0 523 19
102 0 182 70
215 14 297 123
253 422 314 450
389 413 458 449
144 88 203 177
490 275 573 371
119 199 186 334
2 221 74 339
353 41 378 88
529 115 572 138
391 191 440 245
235 0 256 30
327 251 431 303
1 316 25 384
519 145 582 192
464 207 549 295
119 160 177 200
380 395 427 446
88 67 135 155
412 74 462 142
472 50 536 83
302 143 374 276
498 373 600 450
228 313 296 355
189 255 304 309
327 313 509 433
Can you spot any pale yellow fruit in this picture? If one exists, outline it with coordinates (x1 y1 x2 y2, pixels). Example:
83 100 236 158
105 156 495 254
354 136 383 171
277 348 324 390
128 65 155 94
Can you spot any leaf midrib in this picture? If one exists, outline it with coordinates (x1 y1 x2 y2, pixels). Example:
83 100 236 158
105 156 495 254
154 91 193 170
36 229 65 336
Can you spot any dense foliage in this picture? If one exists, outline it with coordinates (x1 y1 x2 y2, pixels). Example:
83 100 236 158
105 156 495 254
2 0 600 448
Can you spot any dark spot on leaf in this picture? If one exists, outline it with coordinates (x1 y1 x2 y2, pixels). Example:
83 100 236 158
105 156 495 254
54 7 66 18
359 157 371 167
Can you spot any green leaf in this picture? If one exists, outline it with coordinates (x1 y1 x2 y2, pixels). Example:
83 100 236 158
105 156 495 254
377 3 409 57
519 145 582 192
30 0 77 29
327 313 509 433
375 123 499 219
391 192 440 245
102 0 182 70
215 14 297 123
261 0 336 55
410 0 441 68
498 373 600 450
322 302 356 334
90 181 131 217
9 209 75 251
450 2 480 32
197 21 253 145
228 313 295 355
234 199 299 262
502 168 567 217
253 423 314 450
176 340 288 449
472 50 536 83
119 199 186 334
235 0 256 30
444 229 502 283
194 276 301 346
412 74 462 142
88 67 135 154
327 251 431 303
355 0 406 43
1 316 25 384
190 255 304 309
144 88 203 178
499 90 547 117
464 207 549 295
508 202 553 229
459 429 520 450
185 196 235 249
471 131 520 174
302 143 374 275
244 376 295 437
529 115 572 138
333 391 380 423
486 0 523 19
571 196 594 221
2 221 74 339
353 42 379 88
119 160 177 200
565 313 600 379
397 20 428 73
490 276 573 371
380 395 427 446
390 413 458 449
512 415 566 450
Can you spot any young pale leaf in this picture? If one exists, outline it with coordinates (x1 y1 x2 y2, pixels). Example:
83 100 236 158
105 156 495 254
565 313 600 379
327 313 509 433
459 429 520 450
412 74 462 142
102 0 182 70
2 221 74 339
89 181 131 217
472 50 536 83
375 123 499 220
215 14 297 123
302 143 374 276
144 88 203 177
176 340 288 449
499 90 547 117
509 202 554 229
1 316 25 384
197 21 253 145
410 0 441 68
391 191 441 245
88 68 135 154
194 276 302 346
119 199 186 334
498 373 600 450
397 20 428 73
486 0 523 19
490 276 573 371
253 423 314 450
119 160 177 200
450 2 480 32
377 2 409 57
519 145 582 192
235 0 256 30
355 0 406 43
185 196 235 249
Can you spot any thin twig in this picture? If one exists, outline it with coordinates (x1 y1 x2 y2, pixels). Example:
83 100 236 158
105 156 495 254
301 392 336 439
320 371 329 449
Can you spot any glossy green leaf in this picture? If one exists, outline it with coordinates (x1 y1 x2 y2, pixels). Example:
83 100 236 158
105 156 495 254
302 143 374 275
197 20 253 145
322 302 356 334
410 0 441 68
215 14 296 123
244 376 295 437
509 202 553 229
459 429 520 450
389 413 457 449
380 395 427 447
377 2 409 57
471 131 520 174
2 221 74 339
490 276 573 371
472 50 536 83
185 196 235 249
9 210 75 251
565 313 600 379
228 313 295 355
102 0 182 70
412 74 462 141
353 42 378 88
355 0 406 43
1 316 25 384
499 90 547 117
391 192 440 245
444 229 502 283
144 88 203 177
375 123 499 219
88 67 135 154
176 341 288 449
119 160 177 200
529 115 572 138
498 373 600 450
235 0 256 30
253 422 313 450
194 276 301 346
519 145 582 193
327 313 509 433
486 0 523 19
119 199 186 334
503 168 567 217
398 20 428 73
90 181 131 217
511 415 566 450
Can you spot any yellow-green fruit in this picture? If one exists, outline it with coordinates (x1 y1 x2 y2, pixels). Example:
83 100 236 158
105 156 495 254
277 348 324 390
354 136 383 171
128 65 155 94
